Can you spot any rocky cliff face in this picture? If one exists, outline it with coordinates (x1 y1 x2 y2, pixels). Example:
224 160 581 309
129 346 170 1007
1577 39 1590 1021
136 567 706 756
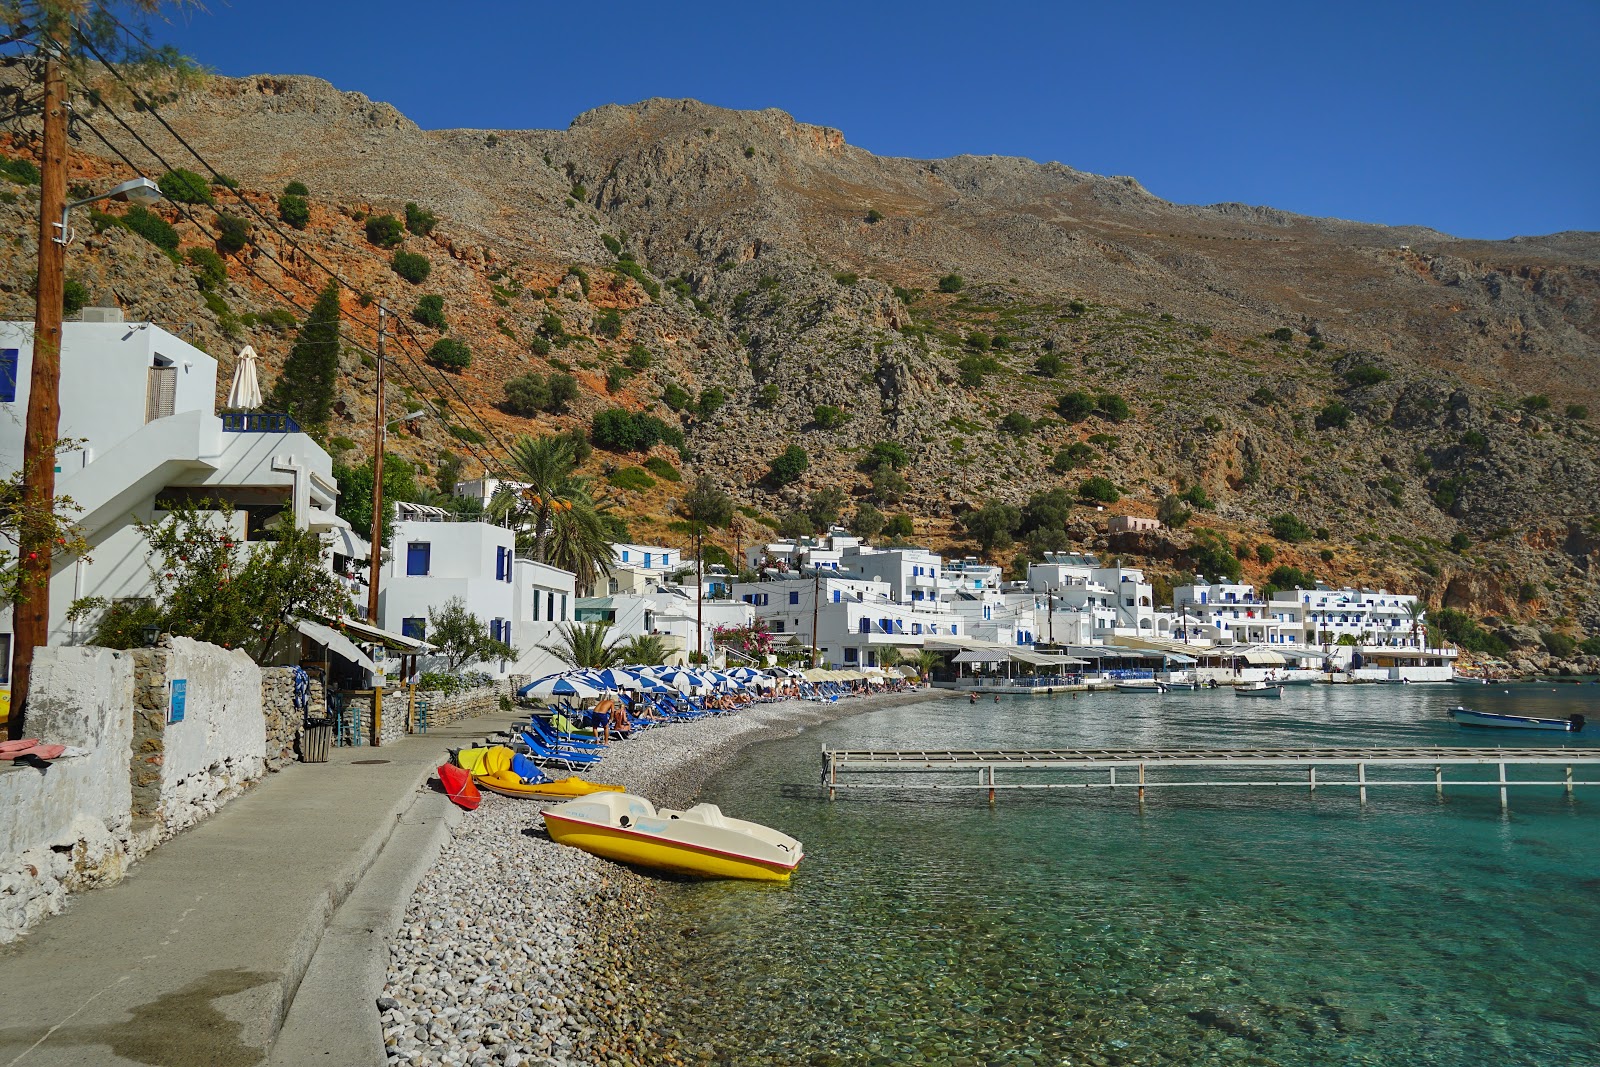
2 68 1596 651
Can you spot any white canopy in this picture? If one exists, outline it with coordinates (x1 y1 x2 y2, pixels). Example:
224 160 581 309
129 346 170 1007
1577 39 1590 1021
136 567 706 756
226 345 263 410
296 618 376 672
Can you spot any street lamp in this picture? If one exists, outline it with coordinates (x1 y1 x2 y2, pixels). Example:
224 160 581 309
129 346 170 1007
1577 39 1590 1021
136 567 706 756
58 176 162 245
386 408 428 432
10 172 166 739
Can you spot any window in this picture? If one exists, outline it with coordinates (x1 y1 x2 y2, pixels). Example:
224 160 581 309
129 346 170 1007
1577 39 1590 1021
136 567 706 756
559 593 567 621
832 590 840 603
0 348 16 403
621 550 630 562
401 618 427 641
789 591 799 605
644 553 653 568
494 546 506 581
858 619 870 634
912 623 922 635
145 361 177 422
547 591 555 620
771 621 785 633
533 592 541 621
406 542 431 576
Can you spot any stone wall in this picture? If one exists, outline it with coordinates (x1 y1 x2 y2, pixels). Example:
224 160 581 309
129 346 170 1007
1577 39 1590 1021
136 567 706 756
0 647 142 944
413 678 519 731
261 667 327 770
130 637 266 838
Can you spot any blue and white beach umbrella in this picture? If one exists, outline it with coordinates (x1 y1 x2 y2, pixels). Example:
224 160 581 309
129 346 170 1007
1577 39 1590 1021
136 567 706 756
591 668 642 691
519 674 603 700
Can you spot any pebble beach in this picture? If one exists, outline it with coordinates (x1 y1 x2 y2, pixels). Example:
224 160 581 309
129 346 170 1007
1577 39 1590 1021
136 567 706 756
380 688 943 1066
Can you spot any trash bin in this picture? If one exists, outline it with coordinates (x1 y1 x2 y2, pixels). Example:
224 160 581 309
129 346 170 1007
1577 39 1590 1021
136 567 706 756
300 719 332 763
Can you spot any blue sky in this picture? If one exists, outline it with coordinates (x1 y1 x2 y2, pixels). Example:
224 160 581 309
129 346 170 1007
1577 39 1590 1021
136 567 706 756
147 0 1597 240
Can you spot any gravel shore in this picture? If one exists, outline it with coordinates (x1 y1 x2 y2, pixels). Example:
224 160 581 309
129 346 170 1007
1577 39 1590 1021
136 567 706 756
381 688 946 1067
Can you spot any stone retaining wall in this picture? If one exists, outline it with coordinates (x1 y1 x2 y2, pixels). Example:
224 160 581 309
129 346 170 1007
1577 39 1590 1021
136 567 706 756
413 678 519 731
261 667 326 770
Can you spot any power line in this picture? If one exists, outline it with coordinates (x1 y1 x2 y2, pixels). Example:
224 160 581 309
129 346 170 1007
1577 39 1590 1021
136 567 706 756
71 23 524 466
68 103 510 481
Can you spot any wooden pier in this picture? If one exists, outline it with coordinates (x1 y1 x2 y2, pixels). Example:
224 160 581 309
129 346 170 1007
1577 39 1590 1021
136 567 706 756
820 747 1600 809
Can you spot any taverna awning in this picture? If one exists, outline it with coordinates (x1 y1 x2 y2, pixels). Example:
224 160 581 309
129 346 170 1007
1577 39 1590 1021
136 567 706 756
335 616 433 654
952 649 1012 664
296 618 377 672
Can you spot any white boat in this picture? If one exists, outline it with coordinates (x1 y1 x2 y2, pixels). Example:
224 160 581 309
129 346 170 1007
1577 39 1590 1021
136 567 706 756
1449 706 1585 732
1234 683 1284 699
541 791 803 881
1114 680 1167 693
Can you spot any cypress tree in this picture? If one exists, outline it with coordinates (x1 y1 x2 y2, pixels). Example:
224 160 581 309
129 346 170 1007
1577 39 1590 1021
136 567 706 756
269 281 341 429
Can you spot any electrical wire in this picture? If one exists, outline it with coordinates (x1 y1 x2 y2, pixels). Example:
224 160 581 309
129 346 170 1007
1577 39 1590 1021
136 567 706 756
68 102 511 481
72 23 522 464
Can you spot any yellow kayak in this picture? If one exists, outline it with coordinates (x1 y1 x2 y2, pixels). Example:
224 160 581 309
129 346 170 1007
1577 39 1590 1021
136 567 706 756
457 746 621 801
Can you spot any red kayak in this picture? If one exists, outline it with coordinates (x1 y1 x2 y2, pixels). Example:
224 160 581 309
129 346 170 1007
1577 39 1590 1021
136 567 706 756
438 763 481 811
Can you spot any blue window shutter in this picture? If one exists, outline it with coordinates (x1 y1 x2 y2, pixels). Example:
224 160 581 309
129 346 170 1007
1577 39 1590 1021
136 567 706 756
0 349 17 403
406 542 430 576
789 591 799 605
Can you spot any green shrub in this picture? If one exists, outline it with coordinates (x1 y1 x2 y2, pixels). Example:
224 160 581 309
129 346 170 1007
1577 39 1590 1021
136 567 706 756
1095 393 1131 421
1270 326 1294 343
1519 394 1550 412
1035 353 1065 378
608 467 656 492
1449 531 1471 552
1542 631 1577 658
365 214 405 248
569 183 587 201
624 345 652 371
1255 543 1276 564
1317 401 1352 429
755 383 779 409
812 404 849 429
391 250 431 284
883 513 915 539
1428 607 1507 655
962 500 1022 551
590 408 684 453
503 372 575 416
1052 443 1094 472
862 440 910 471
1566 404 1588 421
1433 475 1466 511
412 294 447 330
594 307 622 338
643 456 680 482
1267 565 1316 591
865 209 882 224
767 445 808 486
956 354 999 387
601 234 622 255
158 168 212 205
214 212 250 254
1189 531 1242 582
427 337 471 370
0 156 40 184
833 271 859 286
1343 363 1391 387
277 193 310 229
404 202 437 236
186 247 227 290
1460 430 1488 453
1249 386 1276 406
966 331 990 352
1057 391 1095 421
62 277 89 316
1078 476 1119 503
1268 513 1314 542
283 180 309 197
937 273 965 293
611 258 660 299
697 387 726 419
1578 635 1600 657
122 205 179 253
999 411 1032 434
661 382 691 411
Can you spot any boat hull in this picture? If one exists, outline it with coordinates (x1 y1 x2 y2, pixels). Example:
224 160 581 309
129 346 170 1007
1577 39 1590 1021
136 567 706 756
476 772 623 800
543 815 795 880
1449 707 1583 732
1234 686 1283 699
541 792 802 882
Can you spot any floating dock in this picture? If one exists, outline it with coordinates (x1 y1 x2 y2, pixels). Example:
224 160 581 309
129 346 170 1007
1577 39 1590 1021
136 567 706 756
820 746 1600 809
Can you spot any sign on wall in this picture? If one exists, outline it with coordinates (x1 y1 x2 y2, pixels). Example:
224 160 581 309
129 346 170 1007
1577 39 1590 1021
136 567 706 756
168 679 187 724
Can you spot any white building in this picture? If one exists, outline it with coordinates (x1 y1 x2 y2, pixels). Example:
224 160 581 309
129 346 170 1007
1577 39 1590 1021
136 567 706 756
1172 581 1301 645
610 542 683 575
745 530 861 575
0 314 340 662
507 557 579 678
731 575 964 668
838 544 944 610
378 501 516 671
1274 586 1426 648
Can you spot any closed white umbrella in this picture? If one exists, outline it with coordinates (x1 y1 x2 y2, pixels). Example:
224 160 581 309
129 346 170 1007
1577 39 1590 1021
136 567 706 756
227 345 263 410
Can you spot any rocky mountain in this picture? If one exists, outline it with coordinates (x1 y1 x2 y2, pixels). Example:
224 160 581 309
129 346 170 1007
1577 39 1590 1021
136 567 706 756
1 67 1597 661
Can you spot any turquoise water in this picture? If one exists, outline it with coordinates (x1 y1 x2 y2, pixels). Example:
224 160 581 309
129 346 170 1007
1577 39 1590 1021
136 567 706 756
643 683 1600 1066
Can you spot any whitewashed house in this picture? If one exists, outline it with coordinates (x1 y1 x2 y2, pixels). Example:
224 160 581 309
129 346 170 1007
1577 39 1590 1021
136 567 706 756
1270 586 1456 679
378 501 516 671
0 314 341 666
730 574 964 668
1172 581 1301 645
838 544 945 611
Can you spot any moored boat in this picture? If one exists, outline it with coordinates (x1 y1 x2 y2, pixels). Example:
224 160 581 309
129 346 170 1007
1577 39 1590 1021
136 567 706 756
1114 681 1167 693
541 791 803 881
1448 706 1586 732
1234 683 1284 699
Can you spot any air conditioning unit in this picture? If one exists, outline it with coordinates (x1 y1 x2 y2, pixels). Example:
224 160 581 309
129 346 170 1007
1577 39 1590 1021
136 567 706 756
79 307 125 323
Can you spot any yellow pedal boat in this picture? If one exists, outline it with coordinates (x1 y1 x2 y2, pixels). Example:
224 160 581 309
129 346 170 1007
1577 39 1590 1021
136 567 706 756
456 746 622 801
541 792 803 882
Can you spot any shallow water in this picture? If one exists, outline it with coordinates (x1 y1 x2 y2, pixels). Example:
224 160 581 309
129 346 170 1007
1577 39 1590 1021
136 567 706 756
643 683 1600 1066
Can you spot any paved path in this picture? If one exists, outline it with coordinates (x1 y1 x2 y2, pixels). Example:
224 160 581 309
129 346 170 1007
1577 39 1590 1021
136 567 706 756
0 711 518 1067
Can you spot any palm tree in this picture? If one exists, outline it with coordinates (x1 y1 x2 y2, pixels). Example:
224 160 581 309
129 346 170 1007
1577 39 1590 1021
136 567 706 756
877 646 905 669
1404 601 1426 648
539 620 624 669
617 633 670 667
912 648 942 679
491 435 616 593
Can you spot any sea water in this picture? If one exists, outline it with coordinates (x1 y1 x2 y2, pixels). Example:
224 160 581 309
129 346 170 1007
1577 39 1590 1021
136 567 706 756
642 683 1600 1066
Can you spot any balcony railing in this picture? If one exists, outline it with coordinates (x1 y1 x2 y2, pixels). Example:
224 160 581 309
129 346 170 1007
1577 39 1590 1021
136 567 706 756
222 412 302 433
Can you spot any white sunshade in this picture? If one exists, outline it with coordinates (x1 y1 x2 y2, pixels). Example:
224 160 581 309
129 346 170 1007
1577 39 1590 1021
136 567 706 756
296 618 376 672
226 345 263 410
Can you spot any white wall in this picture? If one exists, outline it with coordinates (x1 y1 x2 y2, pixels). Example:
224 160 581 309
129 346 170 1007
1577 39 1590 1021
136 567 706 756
155 638 266 835
381 520 516 651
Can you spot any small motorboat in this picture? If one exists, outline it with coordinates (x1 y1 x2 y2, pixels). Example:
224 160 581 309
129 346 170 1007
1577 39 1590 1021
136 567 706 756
1449 707 1586 732
1114 681 1167 693
456 746 623 800
542 791 803 881
1234 683 1284 699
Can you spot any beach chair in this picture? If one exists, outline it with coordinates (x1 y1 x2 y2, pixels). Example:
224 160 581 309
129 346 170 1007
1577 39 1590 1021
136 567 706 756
514 730 604 771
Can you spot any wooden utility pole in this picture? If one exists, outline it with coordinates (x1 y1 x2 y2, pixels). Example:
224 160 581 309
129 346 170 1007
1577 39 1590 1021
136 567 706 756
10 39 69 739
695 525 704 664
809 566 821 668
366 303 386 624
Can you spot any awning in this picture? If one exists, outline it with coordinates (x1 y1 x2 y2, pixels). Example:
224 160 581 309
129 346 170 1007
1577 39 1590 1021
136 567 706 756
1010 649 1089 667
296 618 377 672
1239 649 1286 666
952 649 1012 664
333 616 432 653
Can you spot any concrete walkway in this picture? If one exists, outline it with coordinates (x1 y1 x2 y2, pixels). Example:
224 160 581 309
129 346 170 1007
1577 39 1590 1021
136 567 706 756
0 711 519 1067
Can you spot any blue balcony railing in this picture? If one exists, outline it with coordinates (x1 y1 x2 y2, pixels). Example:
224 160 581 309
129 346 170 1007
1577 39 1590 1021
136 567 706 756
222 412 301 433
